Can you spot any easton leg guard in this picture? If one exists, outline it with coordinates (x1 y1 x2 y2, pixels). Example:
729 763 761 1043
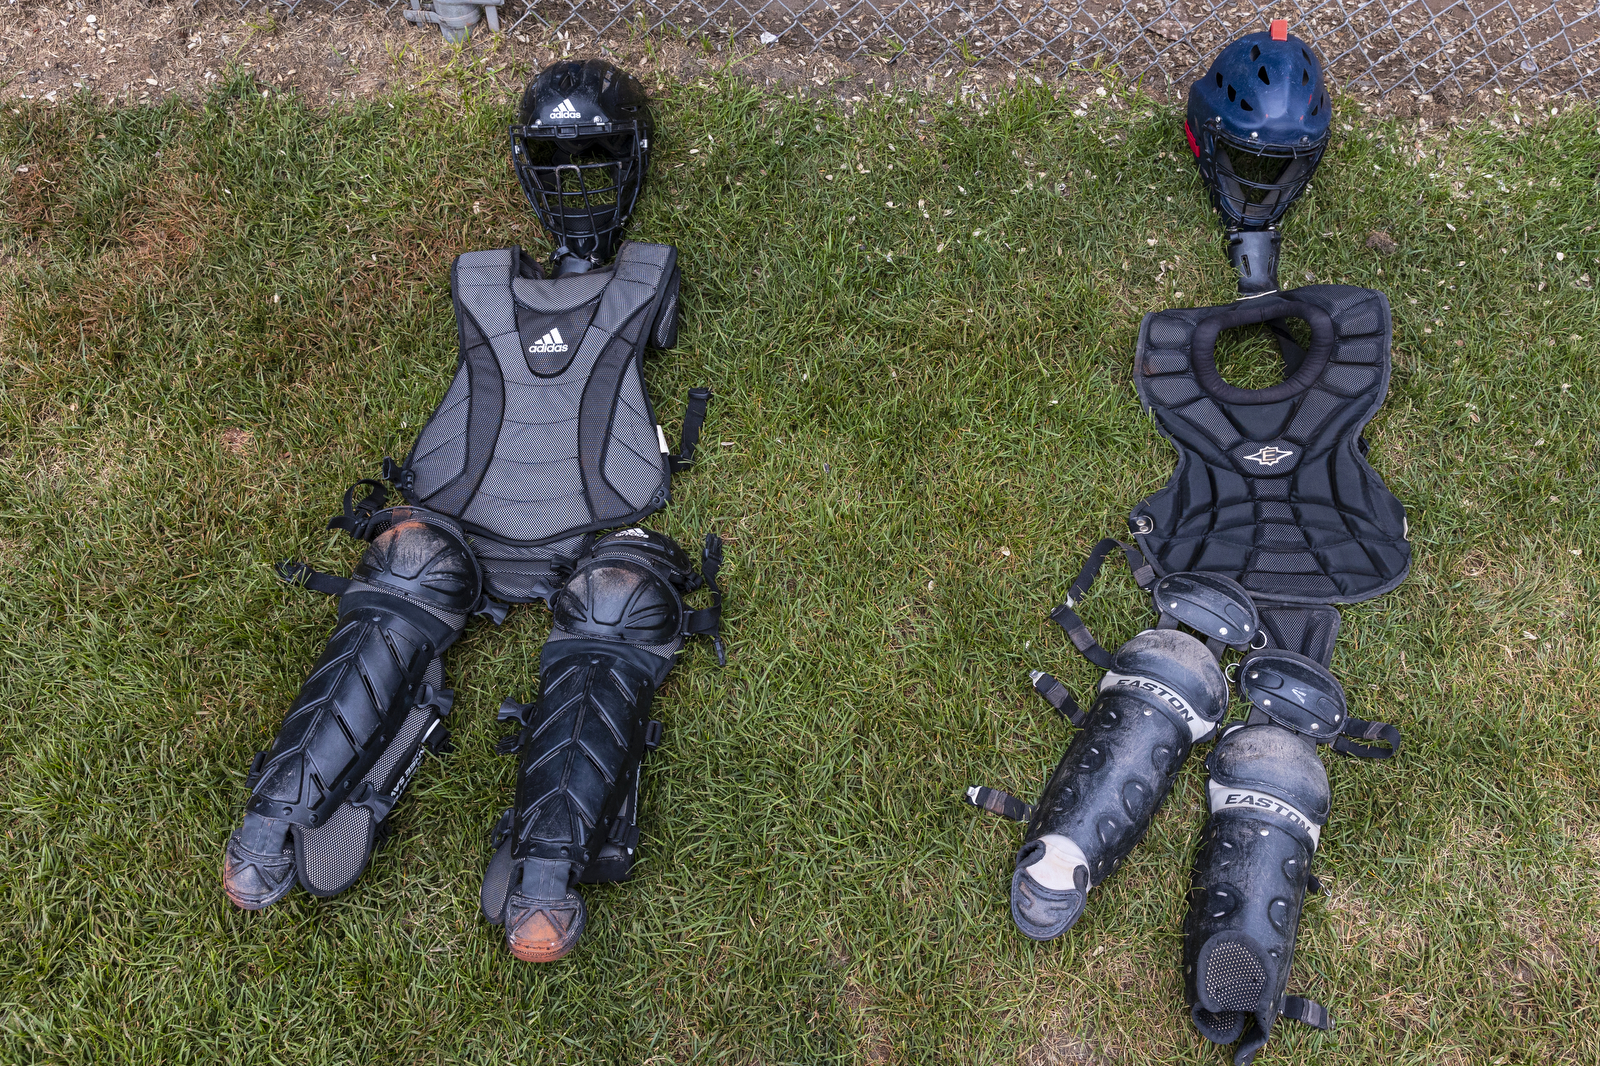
975 561 1260 941
1184 723 1330 1063
223 508 483 908
1009 627 1230 939
479 527 723 962
1183 646 1362 1064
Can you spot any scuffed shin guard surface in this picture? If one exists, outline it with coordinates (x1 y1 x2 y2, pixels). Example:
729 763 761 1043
222 832 297 911
504 892 587 963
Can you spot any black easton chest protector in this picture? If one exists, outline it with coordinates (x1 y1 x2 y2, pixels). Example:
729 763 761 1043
1129 284 1410 655
397 242 691 602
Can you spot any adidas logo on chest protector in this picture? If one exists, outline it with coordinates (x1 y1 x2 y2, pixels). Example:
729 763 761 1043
529 328 568 354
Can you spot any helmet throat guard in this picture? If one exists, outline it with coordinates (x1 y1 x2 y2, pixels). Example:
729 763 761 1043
512 60 652 271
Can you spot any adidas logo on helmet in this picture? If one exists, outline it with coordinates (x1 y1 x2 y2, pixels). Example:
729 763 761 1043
528 328 569 354
548 98 581 120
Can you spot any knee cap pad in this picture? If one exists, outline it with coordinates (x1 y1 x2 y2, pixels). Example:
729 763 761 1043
1184 723 1331 1065
1011 628 1231 940
225 509 480 909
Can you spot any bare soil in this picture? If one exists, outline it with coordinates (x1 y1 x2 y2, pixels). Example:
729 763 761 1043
0 1 1590 121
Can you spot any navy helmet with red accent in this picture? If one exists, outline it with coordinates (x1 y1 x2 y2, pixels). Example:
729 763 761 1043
1185 20 1331 230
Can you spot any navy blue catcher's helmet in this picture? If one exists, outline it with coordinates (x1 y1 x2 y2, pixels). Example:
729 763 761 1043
1185 20 1330 230
512 60 652 267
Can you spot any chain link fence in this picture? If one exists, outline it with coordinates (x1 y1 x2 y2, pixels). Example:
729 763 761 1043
218 0 1600 99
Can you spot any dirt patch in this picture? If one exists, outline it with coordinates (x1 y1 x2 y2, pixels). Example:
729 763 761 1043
219 427 254 453
0 1 1590 122
1020 1009 1107 1066
841 983 896 1065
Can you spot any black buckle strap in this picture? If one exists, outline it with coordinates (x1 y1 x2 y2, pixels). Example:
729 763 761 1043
964 785 1033 823
1281 995 1332 1030
489 807 515 850
1332 716 1401 760
644 720 664 751
1030 670 1086 727
1048 538 1154 670
327 479 390 541
685 532 727 666
669 387 713 473
244 750 267 790
276 560 352 598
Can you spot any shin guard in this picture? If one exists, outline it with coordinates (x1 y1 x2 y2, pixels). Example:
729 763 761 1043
224 508 482 909
1008 626 1231 939
984 568 1260 940
479 527 723 961
1184 649 1348 1064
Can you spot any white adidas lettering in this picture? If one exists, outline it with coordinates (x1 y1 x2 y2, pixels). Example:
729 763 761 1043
548 98 581 120
528 327 569 354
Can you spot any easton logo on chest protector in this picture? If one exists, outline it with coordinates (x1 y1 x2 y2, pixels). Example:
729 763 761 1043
1129 286 1411 605
1244 445 1294 467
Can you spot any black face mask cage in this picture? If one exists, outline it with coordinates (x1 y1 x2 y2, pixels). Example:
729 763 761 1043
1204 129 1328 230
511 127 646 263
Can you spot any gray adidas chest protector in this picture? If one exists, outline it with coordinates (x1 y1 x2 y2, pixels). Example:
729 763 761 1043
399 242 693 602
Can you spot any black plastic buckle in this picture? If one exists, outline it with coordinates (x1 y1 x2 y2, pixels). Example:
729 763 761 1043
644 720 664 751
245 751 267 790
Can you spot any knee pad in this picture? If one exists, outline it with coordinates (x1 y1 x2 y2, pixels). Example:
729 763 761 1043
479 527 723 962
1184 650 1348 1064
224 509 482 909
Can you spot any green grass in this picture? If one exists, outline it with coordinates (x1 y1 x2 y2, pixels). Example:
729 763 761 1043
1 73 1597 1065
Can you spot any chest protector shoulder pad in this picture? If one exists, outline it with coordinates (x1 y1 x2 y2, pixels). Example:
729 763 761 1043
1130 285 1410 605
401 241 682 557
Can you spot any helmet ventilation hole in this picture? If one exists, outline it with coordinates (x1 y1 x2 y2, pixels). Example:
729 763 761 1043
1302 69 1310 85
1302 48 1312 62
1311 95 1323 116
1216 71 1224 88
1227 85 1236 102
1258 66 1271 84
1250 44 1261 61
1240 98 1253 111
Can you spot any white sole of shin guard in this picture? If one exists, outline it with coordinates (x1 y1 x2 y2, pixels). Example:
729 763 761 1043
1010 834 1092 940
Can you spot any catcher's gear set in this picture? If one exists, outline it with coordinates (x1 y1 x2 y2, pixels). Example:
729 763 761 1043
971 117 1409 1057
223 509 485 908
478 527 725 962
971 550 1261 940
512 59 652 271
225 60 724 919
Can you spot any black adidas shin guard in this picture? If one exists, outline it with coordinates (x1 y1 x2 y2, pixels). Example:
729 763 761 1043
224 509 481 908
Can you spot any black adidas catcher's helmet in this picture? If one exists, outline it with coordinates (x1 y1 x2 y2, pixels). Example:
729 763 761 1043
1185 21 1331 230
511 60 652 268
